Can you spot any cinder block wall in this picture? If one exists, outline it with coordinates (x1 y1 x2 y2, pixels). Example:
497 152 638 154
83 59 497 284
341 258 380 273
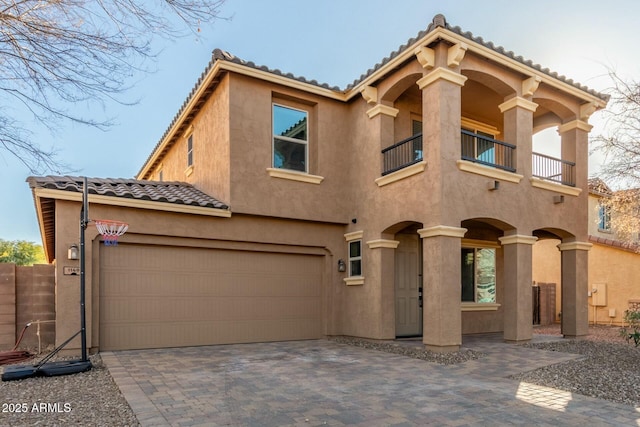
16 264 56 349
0 263 55 351
0 264 16 350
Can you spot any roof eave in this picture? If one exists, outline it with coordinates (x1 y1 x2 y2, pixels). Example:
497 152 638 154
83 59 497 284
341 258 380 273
33 187 232 218
345 27 608 108
31 190 55 263
137 61 350 180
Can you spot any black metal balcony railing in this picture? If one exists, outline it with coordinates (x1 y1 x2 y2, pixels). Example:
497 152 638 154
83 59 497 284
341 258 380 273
380 130 575 187
381 133 423 175
461 130 516 172
532 152 576 187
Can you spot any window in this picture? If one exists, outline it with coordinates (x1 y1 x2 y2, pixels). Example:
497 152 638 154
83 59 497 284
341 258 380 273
461 247 496 303
273 104 308 172
349 240 362 277
412 119 423 161
186 134 194 167
158 169 163 181
598 204 611 232
462 127 496 164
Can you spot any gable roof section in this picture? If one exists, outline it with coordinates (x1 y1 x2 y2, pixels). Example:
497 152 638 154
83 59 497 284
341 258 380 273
137 14 610 180
27 176 230 262
588 178 613 197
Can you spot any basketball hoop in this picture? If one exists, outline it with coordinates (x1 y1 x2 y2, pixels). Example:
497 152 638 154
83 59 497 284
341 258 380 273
94 220 128 246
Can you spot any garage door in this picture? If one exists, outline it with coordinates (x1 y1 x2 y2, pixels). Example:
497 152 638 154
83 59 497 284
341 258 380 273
99 244 323 351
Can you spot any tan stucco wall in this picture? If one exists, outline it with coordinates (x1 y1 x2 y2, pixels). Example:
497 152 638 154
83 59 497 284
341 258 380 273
588 243 640 326
51 198 348 354
149 74 232 204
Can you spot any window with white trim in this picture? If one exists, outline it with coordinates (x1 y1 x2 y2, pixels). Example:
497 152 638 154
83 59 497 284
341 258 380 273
461 247 496 303
349 240 362 277
273 104 308 172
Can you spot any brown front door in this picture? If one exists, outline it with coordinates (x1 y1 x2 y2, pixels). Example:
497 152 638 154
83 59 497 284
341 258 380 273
395 234 422 337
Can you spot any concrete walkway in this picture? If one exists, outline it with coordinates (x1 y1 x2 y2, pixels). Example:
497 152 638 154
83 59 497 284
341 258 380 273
102 336 640 426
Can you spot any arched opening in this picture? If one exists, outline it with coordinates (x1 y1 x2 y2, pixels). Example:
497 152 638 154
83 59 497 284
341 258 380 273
532 98 577 186
382 221 424 338
460 218 515 336
532 228 575 329
379 73 424 176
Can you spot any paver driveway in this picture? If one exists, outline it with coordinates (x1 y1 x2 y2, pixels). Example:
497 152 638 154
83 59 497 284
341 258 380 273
102 338 640 426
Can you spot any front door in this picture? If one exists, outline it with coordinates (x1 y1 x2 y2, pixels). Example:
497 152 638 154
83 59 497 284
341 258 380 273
395 233 422 337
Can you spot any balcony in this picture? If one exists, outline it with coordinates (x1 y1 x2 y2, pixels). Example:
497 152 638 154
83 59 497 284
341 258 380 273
380 130 576 188
532 152 575 187
461 130 515 172
382 133 423 176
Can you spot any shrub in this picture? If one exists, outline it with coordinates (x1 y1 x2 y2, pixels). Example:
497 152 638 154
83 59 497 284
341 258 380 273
620 309 640 347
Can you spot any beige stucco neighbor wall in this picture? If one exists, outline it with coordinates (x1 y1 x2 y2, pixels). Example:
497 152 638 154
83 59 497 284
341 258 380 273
533 238 640 326
588 243 640 326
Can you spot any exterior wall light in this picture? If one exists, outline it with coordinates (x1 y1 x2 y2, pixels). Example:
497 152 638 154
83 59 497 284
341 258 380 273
338 259 346 272
68 244 79 260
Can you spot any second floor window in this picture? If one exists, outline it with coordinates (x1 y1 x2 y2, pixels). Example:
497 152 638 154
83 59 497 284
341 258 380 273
598 204 611 232
187 134 194 168
273 104 308 173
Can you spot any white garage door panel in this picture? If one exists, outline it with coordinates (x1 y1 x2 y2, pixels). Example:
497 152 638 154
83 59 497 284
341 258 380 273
99 244 323 351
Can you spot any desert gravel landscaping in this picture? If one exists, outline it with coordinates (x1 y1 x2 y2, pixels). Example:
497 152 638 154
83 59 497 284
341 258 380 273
1 324 638 426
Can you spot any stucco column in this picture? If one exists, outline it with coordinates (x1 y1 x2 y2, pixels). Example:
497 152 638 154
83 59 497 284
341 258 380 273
367 239 400 339
365 103 399 174
418 68 467 166
499 97 537 177
559 120 592 190
499 235 538 342
418 225 466 352
558 241 592 337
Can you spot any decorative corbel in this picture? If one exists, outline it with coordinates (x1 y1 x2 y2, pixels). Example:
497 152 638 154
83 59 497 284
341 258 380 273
522 76 542 97
579 102 598 120
414 46 435 69
447 43 468 67
360 86 378 104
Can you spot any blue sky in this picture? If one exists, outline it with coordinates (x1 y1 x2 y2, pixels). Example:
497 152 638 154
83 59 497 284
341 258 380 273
2 0 639 243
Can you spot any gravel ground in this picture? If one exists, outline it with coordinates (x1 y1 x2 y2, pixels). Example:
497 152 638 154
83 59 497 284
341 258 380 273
512 324 640 408
0 354 139 426
1 325 637 426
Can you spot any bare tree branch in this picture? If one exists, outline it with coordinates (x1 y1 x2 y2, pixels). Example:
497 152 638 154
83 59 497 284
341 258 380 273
0 0 226 173
592 69 640 247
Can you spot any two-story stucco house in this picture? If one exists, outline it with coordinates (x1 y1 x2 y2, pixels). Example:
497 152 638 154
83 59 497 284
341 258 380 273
28 15 609 354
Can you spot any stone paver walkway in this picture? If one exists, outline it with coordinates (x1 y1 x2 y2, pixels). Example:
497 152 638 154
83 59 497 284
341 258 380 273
102 336 640 426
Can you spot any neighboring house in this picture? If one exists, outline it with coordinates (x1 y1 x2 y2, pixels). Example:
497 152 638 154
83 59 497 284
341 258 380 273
533 178 640 326
28 15 609 353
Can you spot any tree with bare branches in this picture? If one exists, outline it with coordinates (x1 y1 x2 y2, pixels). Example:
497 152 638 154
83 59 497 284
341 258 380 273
592 71 640 246
0 0 226 173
